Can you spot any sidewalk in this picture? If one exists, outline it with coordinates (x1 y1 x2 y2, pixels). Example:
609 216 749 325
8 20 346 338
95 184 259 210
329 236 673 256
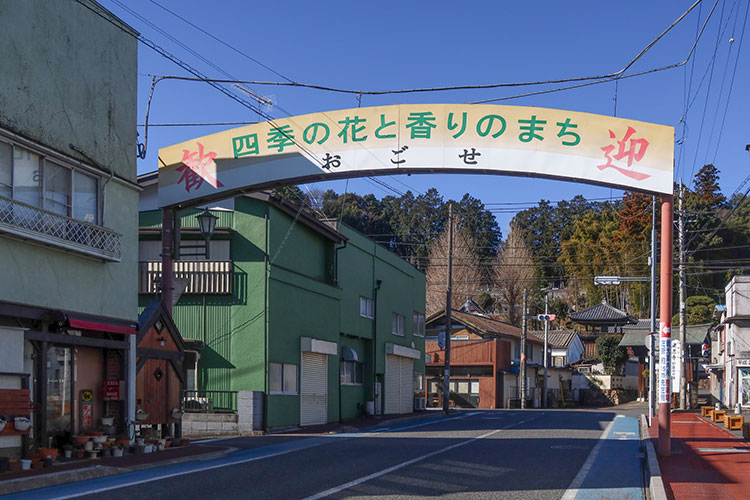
648 410 750 500
0 442 231 496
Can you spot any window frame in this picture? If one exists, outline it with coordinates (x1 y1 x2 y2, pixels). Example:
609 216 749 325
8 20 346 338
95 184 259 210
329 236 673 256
0 136 101 224
359 296 374 319
413 311 425 337
269 362 299 395
339 360 364 386
392 312 405 336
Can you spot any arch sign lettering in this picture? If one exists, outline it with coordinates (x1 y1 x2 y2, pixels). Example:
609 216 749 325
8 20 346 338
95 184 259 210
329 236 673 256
157 104 674 208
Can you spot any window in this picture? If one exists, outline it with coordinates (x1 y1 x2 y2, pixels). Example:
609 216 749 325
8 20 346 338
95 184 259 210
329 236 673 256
413 312 425 337
413 372 424 392
392 313 405 336
270 362 298 394
360 297 374 319
470 380 480 395
340 360 363 385
0 139 99 223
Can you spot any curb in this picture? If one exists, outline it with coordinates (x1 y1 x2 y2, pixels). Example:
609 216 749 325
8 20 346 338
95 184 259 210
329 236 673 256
0 446 236 496
640 414 668 500
371 410 440 429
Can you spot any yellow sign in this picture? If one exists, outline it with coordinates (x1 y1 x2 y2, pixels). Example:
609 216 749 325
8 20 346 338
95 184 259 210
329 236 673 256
158 104 674 207
80 389 93 402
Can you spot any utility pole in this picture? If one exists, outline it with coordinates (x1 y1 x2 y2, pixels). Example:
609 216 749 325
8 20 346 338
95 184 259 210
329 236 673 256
649 196 657 425
520 290 527 409
442 204 453 415
679 181 687 409
543 294 549 409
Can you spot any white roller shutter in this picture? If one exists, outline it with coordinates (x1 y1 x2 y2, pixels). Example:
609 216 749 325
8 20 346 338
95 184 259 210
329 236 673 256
300 352 327 426
400 357 414 413
385 354 414 414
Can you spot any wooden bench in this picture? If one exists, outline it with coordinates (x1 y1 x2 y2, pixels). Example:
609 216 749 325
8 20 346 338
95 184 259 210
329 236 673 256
701 406 714 417
0 388 33 436
725 415 744 431
711 410 727 423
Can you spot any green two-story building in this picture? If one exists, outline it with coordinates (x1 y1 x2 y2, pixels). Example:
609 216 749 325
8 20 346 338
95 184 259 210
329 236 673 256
138 176 425 430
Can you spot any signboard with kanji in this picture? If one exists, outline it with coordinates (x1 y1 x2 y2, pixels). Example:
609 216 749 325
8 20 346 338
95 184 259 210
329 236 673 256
157 104 675 208
102 380 120 401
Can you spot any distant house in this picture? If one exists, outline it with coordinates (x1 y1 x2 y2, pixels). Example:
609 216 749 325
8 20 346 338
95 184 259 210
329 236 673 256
709 276 750 409
569 301 638 358
426 309 546 408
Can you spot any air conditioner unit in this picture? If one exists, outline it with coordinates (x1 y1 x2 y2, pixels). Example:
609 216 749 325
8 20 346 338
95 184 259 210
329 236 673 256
414 397 426 410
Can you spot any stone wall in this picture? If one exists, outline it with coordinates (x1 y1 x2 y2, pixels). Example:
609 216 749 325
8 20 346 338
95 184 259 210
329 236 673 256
181 391 264 438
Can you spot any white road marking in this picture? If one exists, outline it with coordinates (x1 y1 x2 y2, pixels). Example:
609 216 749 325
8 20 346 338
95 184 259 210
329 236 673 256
301 418 534 500
559 416 619 500
696 448 749 453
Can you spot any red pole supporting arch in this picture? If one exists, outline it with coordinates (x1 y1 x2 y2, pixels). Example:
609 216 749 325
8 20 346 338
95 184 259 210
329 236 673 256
658 194 673 456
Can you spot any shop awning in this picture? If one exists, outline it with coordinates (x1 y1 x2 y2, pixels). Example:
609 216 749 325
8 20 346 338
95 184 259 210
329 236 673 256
67 313 137 335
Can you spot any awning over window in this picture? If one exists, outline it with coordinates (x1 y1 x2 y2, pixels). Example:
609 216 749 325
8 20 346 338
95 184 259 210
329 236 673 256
67 314 137 335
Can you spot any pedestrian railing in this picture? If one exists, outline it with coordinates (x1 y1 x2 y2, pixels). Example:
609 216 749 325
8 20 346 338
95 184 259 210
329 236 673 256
182 390 237 413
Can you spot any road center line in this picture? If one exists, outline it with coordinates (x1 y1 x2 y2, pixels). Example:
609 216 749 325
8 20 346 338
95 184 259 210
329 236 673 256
301 417 535 500
559 416 619 500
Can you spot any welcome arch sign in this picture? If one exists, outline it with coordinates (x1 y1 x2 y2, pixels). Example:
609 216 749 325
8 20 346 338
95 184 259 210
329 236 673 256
157 103 673 208
157 103 676 455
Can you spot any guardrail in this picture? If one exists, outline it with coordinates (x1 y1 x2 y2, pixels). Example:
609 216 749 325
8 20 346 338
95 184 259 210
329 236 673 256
182 390 237 413
0 194 121 261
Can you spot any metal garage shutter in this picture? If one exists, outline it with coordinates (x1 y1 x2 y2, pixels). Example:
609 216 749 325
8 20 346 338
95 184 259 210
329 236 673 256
385 354 400 414
385 355 414 414
399 357 414 413
300 352 327 426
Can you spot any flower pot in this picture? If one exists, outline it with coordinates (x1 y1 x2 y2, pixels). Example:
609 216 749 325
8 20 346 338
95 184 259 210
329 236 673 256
14 417 31 432
20 459 31 471
101 417 114 426
84 441 94 451
135 411 149 422
72 435 90 446
64 450 72 459
39 447 58 461
112 447 124 457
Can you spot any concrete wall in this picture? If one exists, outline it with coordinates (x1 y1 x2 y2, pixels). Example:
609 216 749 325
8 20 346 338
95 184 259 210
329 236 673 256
0 0 139 321
181 391 263 438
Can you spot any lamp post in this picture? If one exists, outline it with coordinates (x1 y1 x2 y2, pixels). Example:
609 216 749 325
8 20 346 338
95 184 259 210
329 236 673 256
196 209 218 259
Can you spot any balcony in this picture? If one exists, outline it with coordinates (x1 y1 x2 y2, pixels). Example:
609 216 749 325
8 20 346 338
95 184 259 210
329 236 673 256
0 194 121 261
139 260 233 295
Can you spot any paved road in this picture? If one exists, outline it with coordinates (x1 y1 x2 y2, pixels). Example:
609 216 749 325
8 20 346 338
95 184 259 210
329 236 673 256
5 409 645 500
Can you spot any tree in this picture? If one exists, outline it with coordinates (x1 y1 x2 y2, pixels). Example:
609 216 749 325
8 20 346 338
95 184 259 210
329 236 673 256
425 224 484 315
671 295 716 325
494 222 534 326
596 335 628 375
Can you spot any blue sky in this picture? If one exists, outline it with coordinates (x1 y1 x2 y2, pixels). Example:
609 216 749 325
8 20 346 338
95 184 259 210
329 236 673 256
100 0 749 235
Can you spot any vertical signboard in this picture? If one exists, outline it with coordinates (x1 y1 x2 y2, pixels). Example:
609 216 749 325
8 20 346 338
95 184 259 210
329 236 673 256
79 389 93 430
671 339 682 393
659 323 671 404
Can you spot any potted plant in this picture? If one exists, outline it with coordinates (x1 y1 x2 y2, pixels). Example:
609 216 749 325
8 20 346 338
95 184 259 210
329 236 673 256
14 416 31 432
38 447 58 461
101 416 114 426
62 444 73 459
135 409 149 422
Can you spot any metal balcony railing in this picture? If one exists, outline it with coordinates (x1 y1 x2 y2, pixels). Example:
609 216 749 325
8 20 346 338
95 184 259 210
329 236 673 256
0 194 121 261
139 260 233 295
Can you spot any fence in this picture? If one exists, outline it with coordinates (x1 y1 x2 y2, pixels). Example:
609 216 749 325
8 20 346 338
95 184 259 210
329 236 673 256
182 390 237 413
139 260 233 294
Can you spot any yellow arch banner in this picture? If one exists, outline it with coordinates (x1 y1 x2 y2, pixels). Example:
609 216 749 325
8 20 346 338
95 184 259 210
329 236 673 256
158 104 674 207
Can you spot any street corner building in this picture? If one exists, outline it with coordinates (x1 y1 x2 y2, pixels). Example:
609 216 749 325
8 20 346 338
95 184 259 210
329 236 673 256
138 179 427 432
0 1 139 458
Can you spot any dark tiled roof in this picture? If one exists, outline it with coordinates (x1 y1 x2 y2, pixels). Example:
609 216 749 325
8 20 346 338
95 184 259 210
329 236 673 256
569 302 638 326
427 309 542 345
528 330 579 349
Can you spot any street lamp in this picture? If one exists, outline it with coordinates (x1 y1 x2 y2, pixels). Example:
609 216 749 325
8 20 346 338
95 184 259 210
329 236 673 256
196 209 218 259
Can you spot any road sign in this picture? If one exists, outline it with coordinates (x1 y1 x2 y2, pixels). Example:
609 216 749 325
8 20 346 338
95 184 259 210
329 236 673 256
671 339 682 393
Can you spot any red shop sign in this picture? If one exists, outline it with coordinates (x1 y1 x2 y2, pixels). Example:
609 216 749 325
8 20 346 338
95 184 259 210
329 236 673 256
102 380 120 401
